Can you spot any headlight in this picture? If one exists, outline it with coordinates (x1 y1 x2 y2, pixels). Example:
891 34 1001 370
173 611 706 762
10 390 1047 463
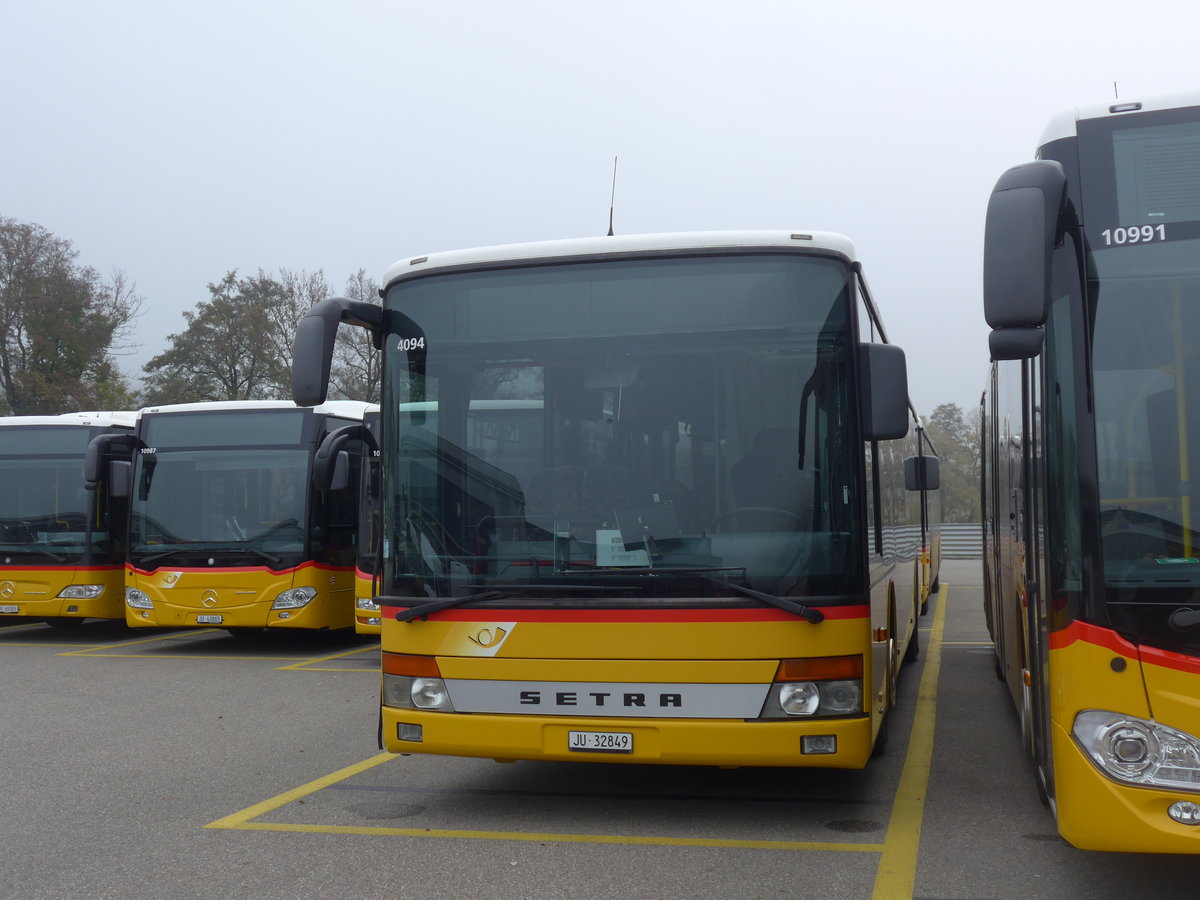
383 674 455 711
1073 710 1200 792
58 584 104 599
272 586 317 609
762 679 863 718
356 596 380 611
125 588 152 610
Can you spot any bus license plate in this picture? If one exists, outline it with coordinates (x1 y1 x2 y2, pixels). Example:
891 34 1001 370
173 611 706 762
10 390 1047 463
197 614 224 625
0 604 19 614
568 731 633 753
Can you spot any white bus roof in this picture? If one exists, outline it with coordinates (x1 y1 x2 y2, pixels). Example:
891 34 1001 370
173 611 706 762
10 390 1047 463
1040 88 1200 147
383 230 857 289
0 411 138 429
138 400 372 420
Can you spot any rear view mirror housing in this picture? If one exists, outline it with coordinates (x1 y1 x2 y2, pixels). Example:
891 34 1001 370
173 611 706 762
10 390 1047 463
860 342 910 441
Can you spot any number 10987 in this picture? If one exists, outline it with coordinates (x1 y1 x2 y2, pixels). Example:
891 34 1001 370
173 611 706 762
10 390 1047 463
1101 224 1166 246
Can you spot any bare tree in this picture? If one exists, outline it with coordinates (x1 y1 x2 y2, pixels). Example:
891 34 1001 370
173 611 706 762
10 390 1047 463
327 268 381 402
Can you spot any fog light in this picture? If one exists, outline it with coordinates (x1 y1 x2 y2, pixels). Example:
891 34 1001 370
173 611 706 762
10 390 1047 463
802 735 837 755
367 617 381 626
397 723 423 742
1169 801 1200 825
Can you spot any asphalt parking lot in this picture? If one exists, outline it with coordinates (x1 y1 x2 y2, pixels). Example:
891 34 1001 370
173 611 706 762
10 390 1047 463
2 559 1198 899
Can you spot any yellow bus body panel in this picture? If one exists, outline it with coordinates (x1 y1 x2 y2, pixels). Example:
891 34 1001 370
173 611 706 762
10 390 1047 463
383 707 873 768
353 570 381 636
125 563 354 630
381 609 880 767
1051 627 1200 853
0 565 125 621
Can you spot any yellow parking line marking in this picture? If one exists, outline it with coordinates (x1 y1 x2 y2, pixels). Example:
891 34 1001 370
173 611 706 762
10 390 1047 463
276 644 379 671
58 628 221 655
221 820 881 852
284 665 378 673
209 592 958 858
205 752 397 828
871 582 949 899
205 751 883 852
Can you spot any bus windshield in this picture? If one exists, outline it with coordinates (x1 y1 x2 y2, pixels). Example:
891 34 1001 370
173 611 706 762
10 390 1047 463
382 253 864 602
129 412 311 566
1076 107 1200 587
0 428 97 561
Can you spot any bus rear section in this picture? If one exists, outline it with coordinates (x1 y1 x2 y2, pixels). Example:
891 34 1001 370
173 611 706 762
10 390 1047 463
0 412 135 628
291 231 936 766
123 400 369 632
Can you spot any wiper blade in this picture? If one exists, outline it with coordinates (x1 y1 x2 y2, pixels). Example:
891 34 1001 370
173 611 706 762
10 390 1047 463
613 567 824 623
394 584 624 623
716 580 824 623
135 545 283 568
4 545 67 563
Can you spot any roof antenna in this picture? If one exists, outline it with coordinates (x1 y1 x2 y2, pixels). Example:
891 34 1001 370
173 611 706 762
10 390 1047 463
607 156 618 236
1114 81 1119 99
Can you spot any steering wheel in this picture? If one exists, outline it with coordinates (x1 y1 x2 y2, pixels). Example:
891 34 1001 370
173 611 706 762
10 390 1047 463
710 507 804 533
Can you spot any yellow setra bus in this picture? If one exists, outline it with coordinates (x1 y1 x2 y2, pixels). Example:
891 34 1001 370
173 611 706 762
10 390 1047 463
0 412 136 629
122 400 370 634
293 231 940 767
982 90 1200 852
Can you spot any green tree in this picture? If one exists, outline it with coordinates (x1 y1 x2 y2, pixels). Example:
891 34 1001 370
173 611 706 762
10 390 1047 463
924 402 981 523
140 268 329 404
0 217 139 414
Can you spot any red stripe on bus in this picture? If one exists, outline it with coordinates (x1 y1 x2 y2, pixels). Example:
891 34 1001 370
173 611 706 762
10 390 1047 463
1139 644 1200 676
386 605 870 623
125 560 353 577
1047 621 1200 675
0 565 123 573
1048 620 1139 657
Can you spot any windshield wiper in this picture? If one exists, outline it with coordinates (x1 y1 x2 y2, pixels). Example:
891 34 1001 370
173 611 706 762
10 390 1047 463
394 584 625 623
593 566 825 623
2 545 67 564
135 545 283 568
716 580 824 623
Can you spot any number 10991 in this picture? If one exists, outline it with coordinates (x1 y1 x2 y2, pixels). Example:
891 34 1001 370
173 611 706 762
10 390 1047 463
1101 224 1166 246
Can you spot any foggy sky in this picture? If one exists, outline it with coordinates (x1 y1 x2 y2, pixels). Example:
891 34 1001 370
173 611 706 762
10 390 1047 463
3 0 1198 417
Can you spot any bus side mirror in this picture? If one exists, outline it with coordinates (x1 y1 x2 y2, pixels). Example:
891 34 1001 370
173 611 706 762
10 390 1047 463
983 160 1067 360
905 455 940 491
109 460 132 499
314 423 365 491
328 451 352 492
84 436 104 489
291 298 385 407
860 342 910 441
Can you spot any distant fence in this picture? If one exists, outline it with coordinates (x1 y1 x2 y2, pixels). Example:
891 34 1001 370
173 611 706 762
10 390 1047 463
940 523 981 559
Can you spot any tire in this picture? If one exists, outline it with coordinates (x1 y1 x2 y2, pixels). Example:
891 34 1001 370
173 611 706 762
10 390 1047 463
903 620 920 664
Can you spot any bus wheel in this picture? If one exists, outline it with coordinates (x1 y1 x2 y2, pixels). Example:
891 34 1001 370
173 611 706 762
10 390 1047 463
1020 676 1034 751
874 635 898 758
903 620 920 664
